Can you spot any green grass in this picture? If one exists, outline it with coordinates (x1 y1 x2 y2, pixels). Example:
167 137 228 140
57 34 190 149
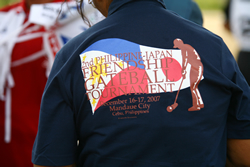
195 0 228 10
0 0 20 9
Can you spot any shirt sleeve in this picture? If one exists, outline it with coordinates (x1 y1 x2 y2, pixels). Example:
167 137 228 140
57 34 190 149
32 55 77 166
220 40 250 139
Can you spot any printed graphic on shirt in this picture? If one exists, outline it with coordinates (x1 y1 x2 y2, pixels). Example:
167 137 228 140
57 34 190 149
169 39 204 112
79 38 204 116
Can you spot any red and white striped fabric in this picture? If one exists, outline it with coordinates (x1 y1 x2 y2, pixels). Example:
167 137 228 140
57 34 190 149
0 0 103 166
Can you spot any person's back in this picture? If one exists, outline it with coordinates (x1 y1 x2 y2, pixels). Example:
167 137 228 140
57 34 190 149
32 0 250 166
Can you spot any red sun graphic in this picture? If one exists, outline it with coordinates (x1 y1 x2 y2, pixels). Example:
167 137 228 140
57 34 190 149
161 57 182 82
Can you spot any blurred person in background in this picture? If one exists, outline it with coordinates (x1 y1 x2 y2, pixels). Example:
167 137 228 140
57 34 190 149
32 0 250 167
224 0 250 85
0 0 103 166
163 0 203 26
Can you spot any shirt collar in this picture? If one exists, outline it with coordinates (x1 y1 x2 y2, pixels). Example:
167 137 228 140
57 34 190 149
108 0 166 16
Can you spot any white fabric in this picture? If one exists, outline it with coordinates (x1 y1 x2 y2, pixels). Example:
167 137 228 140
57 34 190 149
230 0 250 52
0 7 27 143
30 1 104 76
0 8 26 100
4 85 12 143
11 50 47 67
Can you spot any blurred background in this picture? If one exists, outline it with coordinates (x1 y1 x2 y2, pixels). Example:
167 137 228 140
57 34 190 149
195 0 239 59
0 0 239 59
0 0 19 7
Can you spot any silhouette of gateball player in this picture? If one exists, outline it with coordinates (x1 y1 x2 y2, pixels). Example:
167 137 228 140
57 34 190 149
173 38 204 111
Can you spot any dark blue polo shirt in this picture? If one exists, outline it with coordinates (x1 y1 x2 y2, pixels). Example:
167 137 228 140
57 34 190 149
32 0 250 166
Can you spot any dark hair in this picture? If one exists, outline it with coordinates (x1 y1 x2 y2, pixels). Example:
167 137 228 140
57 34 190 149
76 0 92 26
63 0 91 27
